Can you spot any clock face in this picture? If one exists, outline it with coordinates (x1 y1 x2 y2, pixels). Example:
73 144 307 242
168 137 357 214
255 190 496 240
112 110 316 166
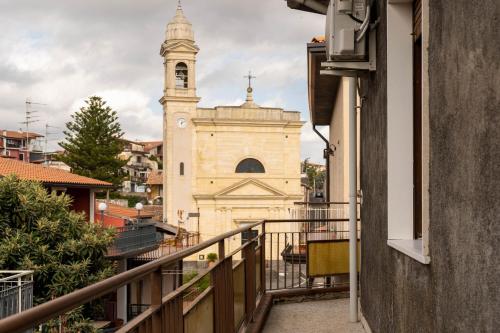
177 118 187 129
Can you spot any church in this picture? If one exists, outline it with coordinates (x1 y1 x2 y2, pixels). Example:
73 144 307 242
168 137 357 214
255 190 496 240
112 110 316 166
160 3 304 253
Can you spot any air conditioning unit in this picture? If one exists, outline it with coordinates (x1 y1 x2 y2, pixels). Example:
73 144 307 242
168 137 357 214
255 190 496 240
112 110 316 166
325 0 369 61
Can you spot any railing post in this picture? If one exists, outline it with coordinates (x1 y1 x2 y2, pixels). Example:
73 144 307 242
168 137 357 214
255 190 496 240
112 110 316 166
261 223 266 294
17 276 22 314
218 240 225 260
150 268 163 332
243 240 256 323
211 258 234 333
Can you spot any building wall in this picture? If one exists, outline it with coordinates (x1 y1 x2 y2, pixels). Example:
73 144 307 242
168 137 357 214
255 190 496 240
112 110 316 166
329 78 361 204
193 110 303 248
360 1 500 332
65 188 91 220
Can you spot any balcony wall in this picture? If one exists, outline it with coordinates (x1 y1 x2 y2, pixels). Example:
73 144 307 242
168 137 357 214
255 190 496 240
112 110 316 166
360 1 500 332
107 223 160 259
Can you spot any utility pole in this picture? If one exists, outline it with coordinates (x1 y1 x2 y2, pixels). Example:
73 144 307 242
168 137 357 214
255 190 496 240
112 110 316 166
21 98 46 163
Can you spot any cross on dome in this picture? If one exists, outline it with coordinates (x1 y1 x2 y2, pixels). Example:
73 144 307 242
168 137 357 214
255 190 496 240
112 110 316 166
244 70 257 92
241 70 259 108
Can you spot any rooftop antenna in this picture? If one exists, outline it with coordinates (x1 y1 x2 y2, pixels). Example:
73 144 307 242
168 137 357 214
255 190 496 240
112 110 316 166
21 98 46 163
44 123 61 164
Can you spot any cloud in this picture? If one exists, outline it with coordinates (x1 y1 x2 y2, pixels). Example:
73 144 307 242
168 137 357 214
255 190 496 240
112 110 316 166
0 0 326 163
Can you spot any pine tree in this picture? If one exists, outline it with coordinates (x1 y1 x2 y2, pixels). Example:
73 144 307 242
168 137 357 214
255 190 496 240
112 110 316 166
58 96 127 187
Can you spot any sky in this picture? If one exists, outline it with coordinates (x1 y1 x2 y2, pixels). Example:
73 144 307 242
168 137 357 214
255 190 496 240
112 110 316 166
0 0 329 163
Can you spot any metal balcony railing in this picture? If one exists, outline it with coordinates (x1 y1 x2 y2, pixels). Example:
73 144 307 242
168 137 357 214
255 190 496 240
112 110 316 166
107 223 161 259
0 271 34 321
0 218 359 333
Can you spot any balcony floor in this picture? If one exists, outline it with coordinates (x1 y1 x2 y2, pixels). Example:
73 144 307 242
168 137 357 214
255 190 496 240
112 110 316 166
263 298 366 333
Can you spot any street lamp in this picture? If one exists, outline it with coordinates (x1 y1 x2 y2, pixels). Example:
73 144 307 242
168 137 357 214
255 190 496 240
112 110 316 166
135 202 144 223
98 202 107 224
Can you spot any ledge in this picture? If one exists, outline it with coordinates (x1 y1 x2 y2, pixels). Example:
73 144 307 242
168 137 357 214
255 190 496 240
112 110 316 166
387 239 430 264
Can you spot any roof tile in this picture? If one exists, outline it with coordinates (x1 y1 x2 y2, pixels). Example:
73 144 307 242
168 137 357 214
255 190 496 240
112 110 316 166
0 157 112 187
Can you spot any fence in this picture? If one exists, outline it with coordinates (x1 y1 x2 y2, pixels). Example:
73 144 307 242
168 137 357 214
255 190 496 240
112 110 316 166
107 223 161 258
131 233 200 265
0 271 33 320
0 218 359 333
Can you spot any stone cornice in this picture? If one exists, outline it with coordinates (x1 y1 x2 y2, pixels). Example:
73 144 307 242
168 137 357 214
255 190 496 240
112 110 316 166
193 194 304 201
159 96 201 105
191 119 304 128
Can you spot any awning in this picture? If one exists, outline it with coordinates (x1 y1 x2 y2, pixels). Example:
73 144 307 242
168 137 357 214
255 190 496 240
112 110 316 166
307 42 341 125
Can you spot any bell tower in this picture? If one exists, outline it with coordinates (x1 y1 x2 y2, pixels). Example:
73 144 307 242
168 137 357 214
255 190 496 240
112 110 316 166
160 2 199 226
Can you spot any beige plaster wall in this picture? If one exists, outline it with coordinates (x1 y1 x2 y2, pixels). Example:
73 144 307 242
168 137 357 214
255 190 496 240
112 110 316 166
329 78 361 203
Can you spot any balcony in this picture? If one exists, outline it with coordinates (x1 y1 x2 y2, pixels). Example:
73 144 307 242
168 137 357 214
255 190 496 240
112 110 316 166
106 223 161 259
0 218 361 333
0 271 33 321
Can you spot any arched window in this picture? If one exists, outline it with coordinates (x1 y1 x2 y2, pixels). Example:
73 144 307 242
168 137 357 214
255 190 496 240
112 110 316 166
235 158 265 173
175 62 188 88
180 162 184 176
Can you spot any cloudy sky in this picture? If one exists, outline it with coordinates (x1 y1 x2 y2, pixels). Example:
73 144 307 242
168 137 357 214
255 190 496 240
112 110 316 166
0 0 328 163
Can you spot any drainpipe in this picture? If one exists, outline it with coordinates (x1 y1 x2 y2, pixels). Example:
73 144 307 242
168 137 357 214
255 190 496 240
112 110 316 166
348 76 358 322
312 125 331 202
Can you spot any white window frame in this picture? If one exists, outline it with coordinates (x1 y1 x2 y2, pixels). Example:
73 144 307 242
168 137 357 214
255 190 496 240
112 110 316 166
386 0 430 264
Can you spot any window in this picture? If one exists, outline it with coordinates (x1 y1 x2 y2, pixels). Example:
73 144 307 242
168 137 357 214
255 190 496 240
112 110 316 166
235 158 265 173
386 0 429 264
136 156 142 163
175 62 188 88
180 162 184 176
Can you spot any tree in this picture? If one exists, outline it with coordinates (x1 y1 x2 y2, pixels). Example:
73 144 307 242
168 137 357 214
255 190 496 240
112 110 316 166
0 176 115 329
303 160 326 193
58 96 127 187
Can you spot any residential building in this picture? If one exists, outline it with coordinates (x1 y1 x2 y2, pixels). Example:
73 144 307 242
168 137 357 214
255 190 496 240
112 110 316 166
289 0 499 331
0 130 44 162
146 170 163 204
141 141 163 163
0 157 112 222
30 151 71 172
161 4 304 256
119 139 158 193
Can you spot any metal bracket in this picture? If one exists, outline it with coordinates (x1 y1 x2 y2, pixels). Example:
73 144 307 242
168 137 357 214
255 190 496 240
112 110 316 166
320 29 377 76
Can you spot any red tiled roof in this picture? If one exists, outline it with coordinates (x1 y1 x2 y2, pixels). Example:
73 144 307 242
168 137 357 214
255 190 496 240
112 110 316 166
147 170 163 185
105 203 154 219
0 130 43 139
141 141 163 152
0 157 112 187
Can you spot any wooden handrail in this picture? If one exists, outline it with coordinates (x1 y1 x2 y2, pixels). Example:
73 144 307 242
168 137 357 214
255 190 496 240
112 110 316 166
0 218 358 333
0 221 263 333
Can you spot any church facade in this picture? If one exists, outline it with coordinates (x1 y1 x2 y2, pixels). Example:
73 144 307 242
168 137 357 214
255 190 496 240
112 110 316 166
160 4 303 254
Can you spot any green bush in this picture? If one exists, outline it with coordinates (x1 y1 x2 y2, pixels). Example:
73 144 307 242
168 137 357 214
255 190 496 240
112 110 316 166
0 175 115 330
207 253 218 262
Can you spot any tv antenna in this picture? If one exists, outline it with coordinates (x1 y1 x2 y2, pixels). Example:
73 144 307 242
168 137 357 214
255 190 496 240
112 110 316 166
21 98 46 162
44 123 61 163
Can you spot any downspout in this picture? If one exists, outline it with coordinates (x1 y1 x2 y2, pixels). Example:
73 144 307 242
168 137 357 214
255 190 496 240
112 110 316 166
312 125 331 202
348 76 358 322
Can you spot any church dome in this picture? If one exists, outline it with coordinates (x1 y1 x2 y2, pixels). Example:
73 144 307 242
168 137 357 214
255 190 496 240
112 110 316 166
166 3 194 41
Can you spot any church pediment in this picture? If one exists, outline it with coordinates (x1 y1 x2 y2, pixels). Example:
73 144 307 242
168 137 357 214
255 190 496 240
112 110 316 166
214 179 288 199
161 41 199 55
